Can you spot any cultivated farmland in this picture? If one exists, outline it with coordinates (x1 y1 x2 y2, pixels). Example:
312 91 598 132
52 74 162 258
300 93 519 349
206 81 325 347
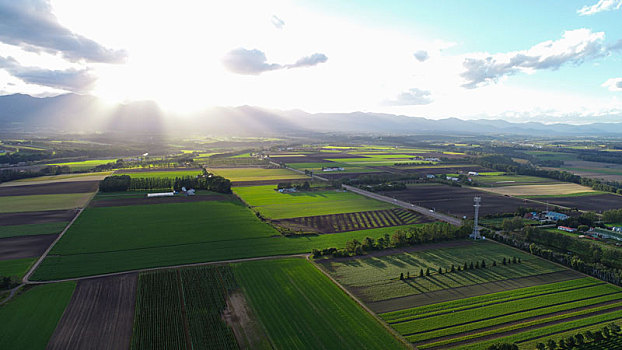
234 258 408 349
47 274 138 350
478 183 596 197
208 167 307 183
381 184 547 218
114 169 203 179
275 208 432 233
0 221 66 239
537 193 622 212
131 266 238 350
0 192 93 213
234 185 395 219
0 234 58 260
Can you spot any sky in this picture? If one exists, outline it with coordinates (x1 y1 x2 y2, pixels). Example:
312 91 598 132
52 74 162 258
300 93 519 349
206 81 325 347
0 0 621 123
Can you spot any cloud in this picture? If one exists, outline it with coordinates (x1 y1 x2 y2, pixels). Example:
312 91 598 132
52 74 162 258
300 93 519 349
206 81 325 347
461 29 612 89
413 50 429 62
384 88 432 106
577 0 622 15
223 48 327 75
0 0 126 63
0 56 96 93
288 53 328 68
271 15 285 29
603 78 622 91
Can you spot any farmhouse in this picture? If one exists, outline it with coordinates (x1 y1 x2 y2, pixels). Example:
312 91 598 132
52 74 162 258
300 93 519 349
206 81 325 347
424 157 440 162
557 226 576 233
468 171 479 176
322 166 345 172
146 192 175 198
543 211 569 221
426 174 436 179
447 177 459 181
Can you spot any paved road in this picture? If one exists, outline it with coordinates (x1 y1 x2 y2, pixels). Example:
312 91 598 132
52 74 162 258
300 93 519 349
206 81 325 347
342 184 463 226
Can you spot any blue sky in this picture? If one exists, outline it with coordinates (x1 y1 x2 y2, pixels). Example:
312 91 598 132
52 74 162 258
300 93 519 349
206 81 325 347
0 0 621 123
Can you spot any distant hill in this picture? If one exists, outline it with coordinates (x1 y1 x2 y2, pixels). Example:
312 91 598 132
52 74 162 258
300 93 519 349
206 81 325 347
2 93 622 136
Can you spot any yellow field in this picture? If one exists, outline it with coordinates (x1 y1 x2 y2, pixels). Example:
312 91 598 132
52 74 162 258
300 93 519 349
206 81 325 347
209 167 308 182
1 172 113 187
477 183 596 196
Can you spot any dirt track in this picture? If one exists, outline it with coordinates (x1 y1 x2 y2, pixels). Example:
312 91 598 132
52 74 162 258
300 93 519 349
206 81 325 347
0 209 77 226
0 181 99 196
0 234 58 260
47 273 138 350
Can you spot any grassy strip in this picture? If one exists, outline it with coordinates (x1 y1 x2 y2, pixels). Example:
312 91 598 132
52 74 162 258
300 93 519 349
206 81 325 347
419 302 622 348
518 191 608 199
0 258 37 279
0 222 67 239
0 282 76 349
407 292 622 343
382 278 598 323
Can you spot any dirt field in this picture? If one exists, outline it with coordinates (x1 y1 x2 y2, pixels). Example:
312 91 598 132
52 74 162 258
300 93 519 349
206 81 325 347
47 273 138 350
0 181 98 197
90 194 231 207
380 184 547 218
0 209 77 226
114 167 202 173
367 270 583 314
0 234 58 260
275 208 433 234
478 183 595 196
542 193 622 212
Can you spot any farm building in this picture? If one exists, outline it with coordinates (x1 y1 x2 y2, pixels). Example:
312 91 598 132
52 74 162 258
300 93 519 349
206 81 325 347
468 171 479 176
524 212 540 220
447 177 459 181
322 167 345 172
543 211 569 221
146 192 175 198
557 226 576 233
426 174 436 179
611 226 622 233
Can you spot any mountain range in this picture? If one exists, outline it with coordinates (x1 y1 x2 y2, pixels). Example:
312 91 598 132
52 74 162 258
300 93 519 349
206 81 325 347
1 93 621 136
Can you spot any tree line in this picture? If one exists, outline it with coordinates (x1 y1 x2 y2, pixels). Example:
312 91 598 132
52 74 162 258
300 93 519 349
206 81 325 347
0 165 71 183
535 322 621 349
99 171 231 193
313 222 472 258
399 257 520 280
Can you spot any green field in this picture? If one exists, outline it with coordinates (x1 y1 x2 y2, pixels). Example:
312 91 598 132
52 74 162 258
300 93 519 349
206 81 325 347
0 258 36 278
32 224 420 280
0 222 67 239
51 201 278 255
114 169 203 179
209 167 307 182
12 171 113 183
234 185 395 219
234 258 407 349
48 159 114 171
286 161 381 174
473 175 557 186
319 240 563 303
131 266 238 349
0 282 76 349
0 193 93 213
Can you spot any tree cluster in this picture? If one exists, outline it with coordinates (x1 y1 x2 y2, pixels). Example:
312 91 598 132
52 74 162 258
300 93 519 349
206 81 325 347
0 165 71 183
276 181 311 191
358 182 406 192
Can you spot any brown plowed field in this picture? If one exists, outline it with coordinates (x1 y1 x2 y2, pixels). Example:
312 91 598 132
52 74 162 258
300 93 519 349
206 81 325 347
90 194 231 207
275 208 433 234
47 273 138 350
380 184 547 218
0 234 58 260
0 209 77 226
542 193 622 212
0 180 99 196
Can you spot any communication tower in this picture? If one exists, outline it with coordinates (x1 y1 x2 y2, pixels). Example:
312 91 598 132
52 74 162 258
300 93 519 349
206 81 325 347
470 196 482 239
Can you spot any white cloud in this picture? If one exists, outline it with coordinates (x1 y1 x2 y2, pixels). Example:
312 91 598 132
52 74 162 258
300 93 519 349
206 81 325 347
384 88 432 106
271 15 285 29
0 56 95 93
222 48 327 75
461 29 610 88
413 50 429 62
603 78 622 91
578 0 622 15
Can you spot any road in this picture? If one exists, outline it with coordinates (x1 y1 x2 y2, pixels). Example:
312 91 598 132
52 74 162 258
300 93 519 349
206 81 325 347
341 184 463 226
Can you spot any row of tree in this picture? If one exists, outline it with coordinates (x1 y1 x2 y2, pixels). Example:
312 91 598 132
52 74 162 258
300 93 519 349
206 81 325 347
0 165 71 183
398 257 521 280
99 172 232 193
312 222 472 258
492 231 622 286
276 181 311 190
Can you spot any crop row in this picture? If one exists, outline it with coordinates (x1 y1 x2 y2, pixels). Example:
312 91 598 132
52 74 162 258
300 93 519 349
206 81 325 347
438 308 622 350
419 301 622 349
397 284 621 336
381 277 600 323
407 292 622 344
287 208 424 233
130 267 238 350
